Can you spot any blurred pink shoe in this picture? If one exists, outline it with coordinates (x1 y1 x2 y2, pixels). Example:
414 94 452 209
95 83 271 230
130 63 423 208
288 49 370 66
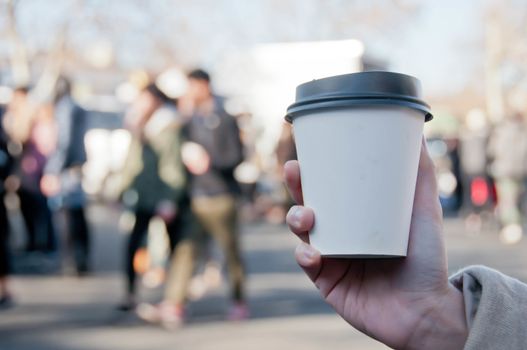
159 302 186 330
227 302 250 321
136 302 185 330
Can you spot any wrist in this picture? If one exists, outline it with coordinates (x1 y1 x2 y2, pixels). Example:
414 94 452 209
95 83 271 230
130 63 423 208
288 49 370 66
405 284 468 350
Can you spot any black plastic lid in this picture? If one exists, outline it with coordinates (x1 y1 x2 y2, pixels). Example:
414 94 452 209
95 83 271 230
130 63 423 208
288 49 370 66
285 71 433 123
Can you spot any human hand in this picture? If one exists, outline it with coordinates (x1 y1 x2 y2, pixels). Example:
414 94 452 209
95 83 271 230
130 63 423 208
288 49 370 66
284 139 468 350
40 174 61 197
181 142 210 175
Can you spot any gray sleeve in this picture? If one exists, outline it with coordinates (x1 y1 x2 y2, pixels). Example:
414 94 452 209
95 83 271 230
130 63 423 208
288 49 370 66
449 265 527 350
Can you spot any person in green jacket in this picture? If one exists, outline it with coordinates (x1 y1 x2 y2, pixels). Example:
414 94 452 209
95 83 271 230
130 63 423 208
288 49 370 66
118 83 193 311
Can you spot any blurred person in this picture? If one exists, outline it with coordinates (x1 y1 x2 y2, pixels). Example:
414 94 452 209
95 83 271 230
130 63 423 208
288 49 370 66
118 83 190 311
230 112 260 222
488 111 527 244
284 140 527 350
0 103 14 308
41 77 90 274
3 87 55 253
444 138 463 213
276 123 297 173
178 69 248 321
272 122 297 223
459 109 494 232
3 87 34 146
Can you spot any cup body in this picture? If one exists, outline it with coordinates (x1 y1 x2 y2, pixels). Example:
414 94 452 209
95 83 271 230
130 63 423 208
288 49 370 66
293 106 424 257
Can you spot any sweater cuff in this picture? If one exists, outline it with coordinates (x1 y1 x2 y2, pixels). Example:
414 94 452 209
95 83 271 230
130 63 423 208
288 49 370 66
449 265 527 350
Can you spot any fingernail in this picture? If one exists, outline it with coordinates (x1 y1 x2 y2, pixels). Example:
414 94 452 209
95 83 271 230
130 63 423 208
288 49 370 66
291 206 302 227
299 243 315 261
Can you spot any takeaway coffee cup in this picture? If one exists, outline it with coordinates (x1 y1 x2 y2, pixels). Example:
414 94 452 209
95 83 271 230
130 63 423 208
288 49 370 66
285 71 433 257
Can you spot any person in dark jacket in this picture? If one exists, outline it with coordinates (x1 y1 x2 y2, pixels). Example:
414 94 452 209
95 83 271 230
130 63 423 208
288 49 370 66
3 87 55 254
41 77 90 274
488 112 527 244
0 105 14 307
178 69 248 321
118 83 192 311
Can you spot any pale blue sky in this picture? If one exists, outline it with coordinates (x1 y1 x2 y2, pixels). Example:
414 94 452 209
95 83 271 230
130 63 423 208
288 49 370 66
381 0 485 95
4 0 511 96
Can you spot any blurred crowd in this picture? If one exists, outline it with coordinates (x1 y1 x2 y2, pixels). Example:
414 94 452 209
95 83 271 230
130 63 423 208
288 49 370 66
0 69 297 328
429 108 527 244
3 66 527 329
0 79 90 307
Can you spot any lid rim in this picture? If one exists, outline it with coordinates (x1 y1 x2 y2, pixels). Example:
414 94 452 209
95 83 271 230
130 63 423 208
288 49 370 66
285 98 433 123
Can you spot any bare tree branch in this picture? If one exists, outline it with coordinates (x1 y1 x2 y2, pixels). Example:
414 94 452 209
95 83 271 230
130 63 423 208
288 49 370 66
6 0 30 86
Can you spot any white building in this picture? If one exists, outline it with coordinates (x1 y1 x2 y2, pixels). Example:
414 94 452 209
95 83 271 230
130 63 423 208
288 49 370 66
214 39 384 167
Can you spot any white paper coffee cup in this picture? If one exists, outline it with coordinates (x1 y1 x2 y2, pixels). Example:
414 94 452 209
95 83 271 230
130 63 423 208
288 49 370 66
286 71 432 257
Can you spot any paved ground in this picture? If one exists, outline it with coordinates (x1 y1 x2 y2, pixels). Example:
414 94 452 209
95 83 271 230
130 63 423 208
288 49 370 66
1 205 527 350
